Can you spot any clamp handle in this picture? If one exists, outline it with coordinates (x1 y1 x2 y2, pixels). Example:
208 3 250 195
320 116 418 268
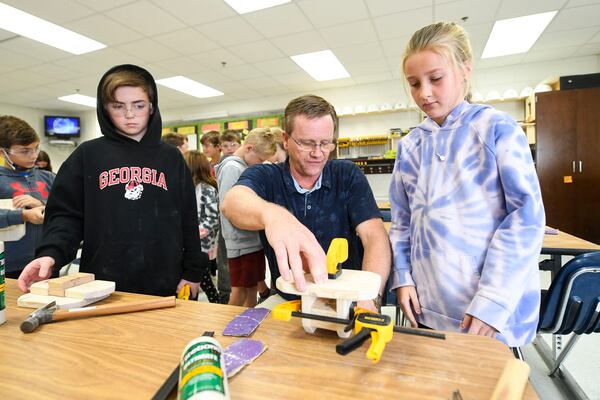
326 238 348 278
335 328 372 356
177 284 190 300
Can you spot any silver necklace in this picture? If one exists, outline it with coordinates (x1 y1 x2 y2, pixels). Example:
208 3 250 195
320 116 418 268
435 152 446 162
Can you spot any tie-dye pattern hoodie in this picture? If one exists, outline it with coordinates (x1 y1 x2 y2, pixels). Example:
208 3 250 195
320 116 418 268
389 101 545 346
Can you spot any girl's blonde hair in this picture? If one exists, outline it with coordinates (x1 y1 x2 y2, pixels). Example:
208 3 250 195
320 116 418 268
402 22 473 101
184 150 217 189
244 127 281 157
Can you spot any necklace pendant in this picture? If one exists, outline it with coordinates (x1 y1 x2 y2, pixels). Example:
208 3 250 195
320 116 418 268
435 153 446 162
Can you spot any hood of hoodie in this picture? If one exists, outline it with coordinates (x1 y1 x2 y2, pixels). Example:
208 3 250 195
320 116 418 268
96 64 162 147
417 101 491 133
214 154 247 177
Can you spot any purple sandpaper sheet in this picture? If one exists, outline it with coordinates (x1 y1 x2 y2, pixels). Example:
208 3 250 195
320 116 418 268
223 339 267 377
222 307 270 337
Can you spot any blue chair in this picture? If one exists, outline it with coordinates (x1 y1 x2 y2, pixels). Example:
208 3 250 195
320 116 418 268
537 251 600 376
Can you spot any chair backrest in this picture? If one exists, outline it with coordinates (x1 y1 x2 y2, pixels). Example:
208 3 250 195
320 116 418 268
538 251 600 335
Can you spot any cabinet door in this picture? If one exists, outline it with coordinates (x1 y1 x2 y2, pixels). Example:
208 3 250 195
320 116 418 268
576 88 600 243
536 91 578 234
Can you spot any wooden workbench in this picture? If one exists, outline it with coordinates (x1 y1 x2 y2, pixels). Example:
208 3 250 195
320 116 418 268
0 280 537 399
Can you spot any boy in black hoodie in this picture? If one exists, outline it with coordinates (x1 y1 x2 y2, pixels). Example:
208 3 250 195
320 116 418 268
18 64 218 301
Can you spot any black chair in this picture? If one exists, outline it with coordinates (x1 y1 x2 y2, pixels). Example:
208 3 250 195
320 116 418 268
537 251 600 376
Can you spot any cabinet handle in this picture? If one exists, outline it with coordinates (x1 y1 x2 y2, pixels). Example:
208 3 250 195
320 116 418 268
573 161 576 173
579 161 583 173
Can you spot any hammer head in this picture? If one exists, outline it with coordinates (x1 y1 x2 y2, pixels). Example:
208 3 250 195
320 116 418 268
20 301 57 333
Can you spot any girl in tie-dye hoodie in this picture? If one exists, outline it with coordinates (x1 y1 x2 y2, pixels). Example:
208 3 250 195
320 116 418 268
389 22 545 347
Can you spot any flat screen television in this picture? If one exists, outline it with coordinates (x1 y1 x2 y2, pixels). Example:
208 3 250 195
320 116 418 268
44 116 81 138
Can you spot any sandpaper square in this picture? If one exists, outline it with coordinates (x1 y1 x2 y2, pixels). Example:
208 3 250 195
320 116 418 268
224 339 267 377
222 307 270 337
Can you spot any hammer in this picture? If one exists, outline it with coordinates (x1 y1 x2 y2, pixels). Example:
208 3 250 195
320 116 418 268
20 296 176 333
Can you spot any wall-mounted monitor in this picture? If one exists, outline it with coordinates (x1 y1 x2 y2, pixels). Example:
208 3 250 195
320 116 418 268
44 116 81 138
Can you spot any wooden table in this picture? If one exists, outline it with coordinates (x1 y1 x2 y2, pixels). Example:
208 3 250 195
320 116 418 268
377 200 391 209
0 280 537 400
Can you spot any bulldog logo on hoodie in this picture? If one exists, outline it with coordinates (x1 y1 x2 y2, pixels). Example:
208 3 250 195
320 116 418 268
124 179 143 200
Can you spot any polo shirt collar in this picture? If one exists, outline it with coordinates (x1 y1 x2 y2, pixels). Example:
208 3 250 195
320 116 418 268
282 160 332 194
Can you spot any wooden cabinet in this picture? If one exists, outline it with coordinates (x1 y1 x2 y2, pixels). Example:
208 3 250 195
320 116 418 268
536 88 600 243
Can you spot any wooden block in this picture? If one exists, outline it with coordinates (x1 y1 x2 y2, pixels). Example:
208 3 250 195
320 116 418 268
17 293 110 310
47 273 95 297
276 269 380 300
64 280 115 299
29 280 50 296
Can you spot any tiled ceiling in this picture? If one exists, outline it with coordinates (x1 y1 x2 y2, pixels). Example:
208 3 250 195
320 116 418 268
0 0 598 113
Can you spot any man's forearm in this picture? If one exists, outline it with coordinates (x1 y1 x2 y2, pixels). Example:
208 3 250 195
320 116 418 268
359 221 392 294
222 185 275 230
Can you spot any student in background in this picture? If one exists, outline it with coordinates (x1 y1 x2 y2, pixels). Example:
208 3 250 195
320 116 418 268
216 128 278 307
162 132 188 154
200 130 222 177
35 150 53 173
184 150 221 303
219 130 241 157
18 64 217 301
389 22 545 347
0 116 54 278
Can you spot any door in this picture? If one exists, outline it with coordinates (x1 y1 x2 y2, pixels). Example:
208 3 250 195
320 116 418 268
536 91 578 235
576 88 600 243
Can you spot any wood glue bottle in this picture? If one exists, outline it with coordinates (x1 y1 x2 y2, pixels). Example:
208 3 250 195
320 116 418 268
178 336 229 400
1 242 6 325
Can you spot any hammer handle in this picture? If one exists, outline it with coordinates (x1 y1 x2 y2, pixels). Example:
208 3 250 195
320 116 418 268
52 296 176 322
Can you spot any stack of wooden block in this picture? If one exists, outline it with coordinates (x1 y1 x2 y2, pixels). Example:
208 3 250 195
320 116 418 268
18 273 115 309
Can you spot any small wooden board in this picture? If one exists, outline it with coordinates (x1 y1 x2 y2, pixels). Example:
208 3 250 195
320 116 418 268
64 280 115 299
17 293 110 310
47 273 95 296
276 269 380 300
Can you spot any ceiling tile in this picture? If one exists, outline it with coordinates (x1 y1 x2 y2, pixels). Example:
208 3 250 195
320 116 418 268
244 3 313 38
74 0 137 12
218 64 265 81
197 16 263 46
435 0 500 25
53 48 145 76
373 8 433 40
153 28 219 54
0 37 72 62
380 36 410 58
298 0 368 28
151 0 236 25
154 57 211 77
227 40 285 63
546 3 600 32
138 64 179 80
365 0 432 17
105 0 186 36
270 31 328 56
573 42 600 57
2 69 58 86
273 72 316 86
522 46 579 63
533 27 598 51
189 48 246 69
0 48 44 69
495 0 568 20
320 20 378 48
1 0 94 24
64 14 144 46
116 39 183 63
565 0 600 7
334 42 385 64
353 72 394 85
253 85 291 97
253 58 303 76
238 76 283 90
476 54 526 69
345 58 390 76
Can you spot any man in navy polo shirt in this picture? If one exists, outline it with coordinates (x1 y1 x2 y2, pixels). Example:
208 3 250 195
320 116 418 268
222 95 391 311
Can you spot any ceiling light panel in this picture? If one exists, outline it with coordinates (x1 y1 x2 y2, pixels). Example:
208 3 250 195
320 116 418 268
291 50 350 81
224 0 291 14
58 94 97 108
0 2 106 55
482 11 557 58
156 76 224 99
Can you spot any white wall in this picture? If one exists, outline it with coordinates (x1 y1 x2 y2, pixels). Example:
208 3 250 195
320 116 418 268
0 102 98 171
